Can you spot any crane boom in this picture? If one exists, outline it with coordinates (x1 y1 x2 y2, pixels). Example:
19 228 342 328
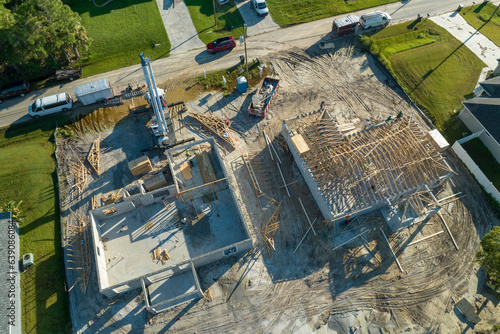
139 53 169 144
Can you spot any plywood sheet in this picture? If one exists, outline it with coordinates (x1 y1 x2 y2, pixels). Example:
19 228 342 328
179 161 192 180
456 298 481 325
290 134 310 156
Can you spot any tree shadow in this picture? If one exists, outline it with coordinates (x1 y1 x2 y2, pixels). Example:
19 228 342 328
69 0 152 17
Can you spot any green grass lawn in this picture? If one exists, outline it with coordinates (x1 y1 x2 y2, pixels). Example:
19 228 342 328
69 0 171 77
461 2 500 47
0 116 70 333
184 0 245 44
266 0 399 26
462 138 500 190
359 19 485 141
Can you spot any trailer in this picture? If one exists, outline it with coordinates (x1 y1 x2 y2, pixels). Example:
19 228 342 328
248 77 280 117
52 68 82 81
74 78 114 105
332 15 359 37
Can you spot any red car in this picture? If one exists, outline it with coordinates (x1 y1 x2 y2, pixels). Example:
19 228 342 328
207 36 236 54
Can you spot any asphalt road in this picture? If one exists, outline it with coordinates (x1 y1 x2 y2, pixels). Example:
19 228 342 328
0 0 488 128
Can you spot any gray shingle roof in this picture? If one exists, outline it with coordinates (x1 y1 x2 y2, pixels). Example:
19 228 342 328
479 76 500 98
463 97 500 143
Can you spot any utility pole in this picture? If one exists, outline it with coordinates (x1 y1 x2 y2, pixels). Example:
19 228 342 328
213 0 217 27
244 24 248 82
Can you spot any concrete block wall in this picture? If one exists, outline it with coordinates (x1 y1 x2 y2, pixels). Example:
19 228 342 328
92 201 136 220
282 122 332 221
191 239 253 268
89 213 109 290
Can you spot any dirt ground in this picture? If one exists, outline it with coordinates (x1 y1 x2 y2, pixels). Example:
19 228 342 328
57 38 500 334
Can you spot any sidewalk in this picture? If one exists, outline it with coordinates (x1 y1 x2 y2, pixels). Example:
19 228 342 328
430 12 500 70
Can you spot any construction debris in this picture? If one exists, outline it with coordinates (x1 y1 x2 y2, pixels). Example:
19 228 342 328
152 247 171 265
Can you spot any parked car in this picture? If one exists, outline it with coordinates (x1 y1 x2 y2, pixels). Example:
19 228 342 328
251 0 269 16
0 81 30 104
207 36 236 54
28 93 73 118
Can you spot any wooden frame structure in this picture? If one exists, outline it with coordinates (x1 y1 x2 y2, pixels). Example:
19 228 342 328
86 137 100 176
67 208 92 293
69 160 87 197
190 112 235 148
283 112 455 223
260 203 281 256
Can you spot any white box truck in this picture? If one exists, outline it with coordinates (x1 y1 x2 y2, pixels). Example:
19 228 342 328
359 11 391 29
74 78 114 105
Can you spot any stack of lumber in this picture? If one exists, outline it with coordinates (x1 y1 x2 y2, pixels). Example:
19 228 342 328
143 173 168 191
152 247 171 265
290 134 310 156
128 156 152 176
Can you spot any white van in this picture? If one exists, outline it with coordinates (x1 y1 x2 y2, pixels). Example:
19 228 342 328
359 11 391 29
29 93 73 118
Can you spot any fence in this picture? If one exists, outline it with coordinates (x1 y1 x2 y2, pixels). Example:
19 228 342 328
452 141 500 203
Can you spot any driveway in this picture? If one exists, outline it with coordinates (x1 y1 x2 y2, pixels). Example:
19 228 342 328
235 0 280 37
430 12 500 70
155 0 206 54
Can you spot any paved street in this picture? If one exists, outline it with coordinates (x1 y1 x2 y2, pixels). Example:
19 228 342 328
0 0 495 128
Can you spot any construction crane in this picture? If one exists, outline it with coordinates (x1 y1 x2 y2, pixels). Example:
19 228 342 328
139 52 169 145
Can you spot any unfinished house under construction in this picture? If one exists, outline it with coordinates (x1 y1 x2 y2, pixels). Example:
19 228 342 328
282 110 454 233
89 138 252 313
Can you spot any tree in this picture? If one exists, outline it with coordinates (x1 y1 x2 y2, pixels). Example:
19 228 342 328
476 226 500 287
0 0 89 68
0 0 14 30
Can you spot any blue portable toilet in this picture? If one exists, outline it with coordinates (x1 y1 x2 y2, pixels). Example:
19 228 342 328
237 76 247 93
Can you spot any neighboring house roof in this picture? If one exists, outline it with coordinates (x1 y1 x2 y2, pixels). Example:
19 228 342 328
479 76 500 97
462 97 500 143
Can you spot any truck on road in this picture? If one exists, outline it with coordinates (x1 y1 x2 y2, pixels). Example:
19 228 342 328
359 11 391 29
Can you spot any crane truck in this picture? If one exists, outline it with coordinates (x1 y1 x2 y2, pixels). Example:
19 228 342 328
139 53 170 146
